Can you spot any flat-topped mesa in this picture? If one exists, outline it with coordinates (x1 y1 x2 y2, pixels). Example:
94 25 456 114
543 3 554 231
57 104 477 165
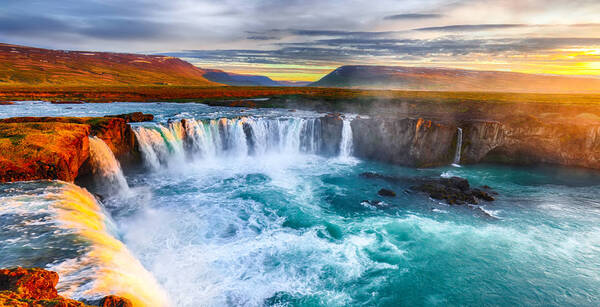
0 113 153 183
0 267 132 307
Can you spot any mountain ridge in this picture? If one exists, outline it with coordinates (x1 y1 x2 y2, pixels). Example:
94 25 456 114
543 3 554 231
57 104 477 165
311 65 600 93
0 43 219 86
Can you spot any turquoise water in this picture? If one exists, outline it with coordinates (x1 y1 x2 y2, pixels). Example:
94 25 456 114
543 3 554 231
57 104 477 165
1 102 600 306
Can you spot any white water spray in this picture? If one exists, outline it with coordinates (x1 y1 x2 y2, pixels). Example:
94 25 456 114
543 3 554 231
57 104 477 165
453 127 463 166
339 118 354 158
88 137 130 195
134 117 323 167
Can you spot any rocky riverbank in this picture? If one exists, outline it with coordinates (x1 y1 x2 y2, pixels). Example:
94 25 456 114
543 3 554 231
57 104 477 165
0 113 153 183
0 267 131 306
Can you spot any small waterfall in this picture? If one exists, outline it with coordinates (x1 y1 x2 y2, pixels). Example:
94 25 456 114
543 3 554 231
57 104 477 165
134 117 323 168
453 127 463 166
339 118 354 158
1 181 169 306
88 137 130 195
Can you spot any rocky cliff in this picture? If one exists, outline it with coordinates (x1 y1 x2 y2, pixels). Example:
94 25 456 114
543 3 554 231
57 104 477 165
0 113 152 183
352 117 457 167
348 115 600 169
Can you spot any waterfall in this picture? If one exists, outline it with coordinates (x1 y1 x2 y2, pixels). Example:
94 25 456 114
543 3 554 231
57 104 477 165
88 137 130 195
1 181 169 306
339 118 354 158
453 127 463 166
134 117 323 168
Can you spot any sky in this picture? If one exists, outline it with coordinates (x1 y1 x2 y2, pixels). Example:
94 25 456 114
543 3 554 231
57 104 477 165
1 0 600 81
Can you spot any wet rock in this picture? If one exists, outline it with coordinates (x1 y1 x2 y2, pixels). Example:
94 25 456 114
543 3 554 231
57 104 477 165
0 267 86 306
0 101 14 105
411 176 495 205
360 172 496 206
99 295 133 307
378 188 396 197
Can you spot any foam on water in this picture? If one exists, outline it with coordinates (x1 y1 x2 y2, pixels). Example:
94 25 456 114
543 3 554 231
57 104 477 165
0 181 169 306
88 137 131 195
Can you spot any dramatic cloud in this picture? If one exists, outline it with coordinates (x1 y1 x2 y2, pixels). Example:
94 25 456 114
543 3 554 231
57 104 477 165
0 0 599 79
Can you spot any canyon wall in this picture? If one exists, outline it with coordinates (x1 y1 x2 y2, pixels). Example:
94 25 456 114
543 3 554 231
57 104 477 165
349 115 600 169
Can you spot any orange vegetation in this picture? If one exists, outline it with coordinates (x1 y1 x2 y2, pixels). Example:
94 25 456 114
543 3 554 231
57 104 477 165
0 43 218 86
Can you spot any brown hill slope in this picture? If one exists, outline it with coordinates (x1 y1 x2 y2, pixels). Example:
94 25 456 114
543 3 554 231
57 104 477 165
0 43 219 86
311 65 600 93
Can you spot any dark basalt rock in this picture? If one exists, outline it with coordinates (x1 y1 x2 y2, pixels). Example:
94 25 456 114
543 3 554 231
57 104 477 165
411 176 495 205
360 172 496 205
378 188 396 197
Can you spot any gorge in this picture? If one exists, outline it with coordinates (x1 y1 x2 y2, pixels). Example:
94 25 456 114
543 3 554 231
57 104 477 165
1 101 600 306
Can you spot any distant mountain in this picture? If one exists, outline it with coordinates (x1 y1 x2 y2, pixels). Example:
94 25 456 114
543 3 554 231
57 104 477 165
202 69 309 87
311 65 600 93
0 43 218 86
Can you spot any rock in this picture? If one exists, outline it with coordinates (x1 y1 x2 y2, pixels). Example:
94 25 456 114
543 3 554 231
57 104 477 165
0 267 59 300
0 101 14 105
411 176 495 205
378 188 396 197
99 295 133 307
0 115 143 172
318 115 343 156
351 117 457 167
0 267 87 306
0 122 90 183
105 112 154 123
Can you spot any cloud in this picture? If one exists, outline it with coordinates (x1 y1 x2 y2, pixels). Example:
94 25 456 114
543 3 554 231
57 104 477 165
384 13 443 20
164 37 600 65
414 24 528 32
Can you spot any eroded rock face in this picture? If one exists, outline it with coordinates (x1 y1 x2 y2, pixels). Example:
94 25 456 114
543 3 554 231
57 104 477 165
318 114 343 156
99 295 133 307
461 119 600 169
0 114 153 183
349 114 600 169
0 268 132 307
0 267 86 306
0 122 90 183
351 117 457 167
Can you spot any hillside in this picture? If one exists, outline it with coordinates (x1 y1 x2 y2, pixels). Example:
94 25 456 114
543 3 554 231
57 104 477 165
311 65 600 93
0 43 219 86
202 69 309 87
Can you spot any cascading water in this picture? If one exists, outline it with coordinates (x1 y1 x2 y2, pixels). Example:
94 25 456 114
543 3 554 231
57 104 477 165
0 181 169 306
453 127 463 166
88 137 130 195
134 117 324 167
339 118 354 158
